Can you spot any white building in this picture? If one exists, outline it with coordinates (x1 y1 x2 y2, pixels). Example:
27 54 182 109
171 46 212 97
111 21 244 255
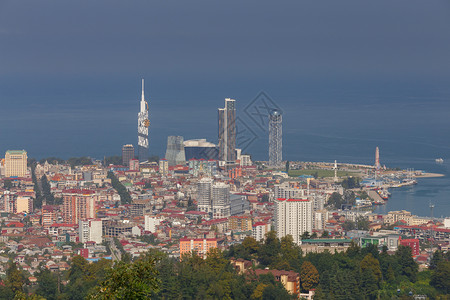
275 198 312 245
144 215 163 233
79 219 103 244
240 155 252 167
252 222 270 241
274 183 306 200
212 182 230 218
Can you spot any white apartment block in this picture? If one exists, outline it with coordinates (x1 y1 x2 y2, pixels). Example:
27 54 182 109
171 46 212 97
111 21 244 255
79 219 103 244
252 222 270 241
275 198 312 245
144 215 163 232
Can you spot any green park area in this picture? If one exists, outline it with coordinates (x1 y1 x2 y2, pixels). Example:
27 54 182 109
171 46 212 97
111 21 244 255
288 169 362 178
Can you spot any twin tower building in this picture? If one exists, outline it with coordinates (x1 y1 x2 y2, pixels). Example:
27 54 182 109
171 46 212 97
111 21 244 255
135 80 282 167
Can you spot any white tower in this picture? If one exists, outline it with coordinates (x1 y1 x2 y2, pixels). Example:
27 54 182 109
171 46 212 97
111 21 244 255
138 79 150 162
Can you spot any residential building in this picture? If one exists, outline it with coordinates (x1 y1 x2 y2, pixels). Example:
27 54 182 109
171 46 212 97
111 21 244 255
144 215 163 233
274 198 312 244
179 238 217 258
79 219 103 244
212 182 230 218
253 222 270 241
62 189 96 224
159 159 169 177
229 215 252 232
197 178 213 214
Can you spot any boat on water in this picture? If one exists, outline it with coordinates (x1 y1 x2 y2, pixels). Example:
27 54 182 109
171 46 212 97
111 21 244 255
436 158 444 164
377 189 390 200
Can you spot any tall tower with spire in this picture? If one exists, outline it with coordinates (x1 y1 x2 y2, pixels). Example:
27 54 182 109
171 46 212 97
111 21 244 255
138 79 150 162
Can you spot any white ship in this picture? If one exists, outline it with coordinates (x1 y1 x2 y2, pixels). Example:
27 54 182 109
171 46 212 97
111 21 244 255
435 158 444 164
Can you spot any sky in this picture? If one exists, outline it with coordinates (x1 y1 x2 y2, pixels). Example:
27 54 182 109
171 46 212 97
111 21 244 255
0 0 450 160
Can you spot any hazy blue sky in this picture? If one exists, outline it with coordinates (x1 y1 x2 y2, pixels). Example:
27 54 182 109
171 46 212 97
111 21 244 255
1 0 450 160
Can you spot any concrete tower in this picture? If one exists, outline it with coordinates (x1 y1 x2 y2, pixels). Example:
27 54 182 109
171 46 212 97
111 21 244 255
138 79 150 162
269 109 282 167
375 146 381 170
218 98 236 166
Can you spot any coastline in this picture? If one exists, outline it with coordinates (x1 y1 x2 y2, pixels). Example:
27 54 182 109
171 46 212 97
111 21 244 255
414 172 445 178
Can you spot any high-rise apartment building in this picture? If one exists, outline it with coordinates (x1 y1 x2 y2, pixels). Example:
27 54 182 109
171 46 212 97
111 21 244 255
218 98 236 165
269 109 282 167
212 182 230 218
79 219 103 244
122 144 135 166
5 150 27 177
197 178 213 214
274 197 312 245
165 136 186 166
159 159 169 176
62 189 96 224
138 79 150 162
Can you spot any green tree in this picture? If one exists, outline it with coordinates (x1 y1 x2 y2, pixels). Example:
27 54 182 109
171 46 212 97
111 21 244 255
6 262 24 296
328 192 343 209
300 231 311 240
430 250 445 270
360 253 382 284
35 268 59 300
258 231 281 267
300 261 320 292
3 179 12 190
395 245 418 282
89 253 160 300
430 261 450 294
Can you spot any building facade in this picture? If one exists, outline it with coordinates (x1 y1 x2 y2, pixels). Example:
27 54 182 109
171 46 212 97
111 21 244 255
5 150 27 177
197 178 213 214
79 219 103 244
62 189 96 224
275 197 312 245
218 98 236 165
179 238 217 258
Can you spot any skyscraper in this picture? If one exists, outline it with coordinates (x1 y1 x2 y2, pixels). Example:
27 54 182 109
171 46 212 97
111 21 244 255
269 109 282 167
165 136 186 166
122 144 135 166
138 79 150 162
5 150 27 177
218 98 236 165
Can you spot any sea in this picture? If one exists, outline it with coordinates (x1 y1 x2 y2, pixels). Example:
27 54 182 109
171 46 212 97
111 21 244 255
0 75 449 218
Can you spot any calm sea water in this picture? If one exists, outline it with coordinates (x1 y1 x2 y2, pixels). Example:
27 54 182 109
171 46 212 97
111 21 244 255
0 76 449 217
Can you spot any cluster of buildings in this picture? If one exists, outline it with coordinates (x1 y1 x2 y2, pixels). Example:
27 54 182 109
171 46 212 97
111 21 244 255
0 82 447 298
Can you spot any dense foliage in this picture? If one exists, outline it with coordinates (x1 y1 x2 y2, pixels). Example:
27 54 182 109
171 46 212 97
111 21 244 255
1 234 449 299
